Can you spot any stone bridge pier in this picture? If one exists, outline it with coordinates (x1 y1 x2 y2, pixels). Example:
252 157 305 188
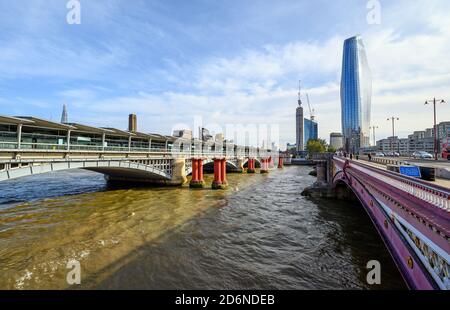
301 153 336 198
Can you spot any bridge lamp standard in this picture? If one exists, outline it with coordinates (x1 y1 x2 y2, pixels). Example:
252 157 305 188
369 125 378 147
387 117 399 154
425 98 446 161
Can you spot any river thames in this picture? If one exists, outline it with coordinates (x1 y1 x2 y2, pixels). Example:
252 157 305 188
0 166 405 289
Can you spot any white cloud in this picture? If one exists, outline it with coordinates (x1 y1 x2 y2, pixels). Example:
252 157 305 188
2 0 450 149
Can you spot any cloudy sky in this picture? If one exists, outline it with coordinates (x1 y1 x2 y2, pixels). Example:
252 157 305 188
0 0 449 148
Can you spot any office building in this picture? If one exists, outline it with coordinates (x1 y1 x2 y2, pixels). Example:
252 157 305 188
304 118 318 146
376 121 450 155
330 133 344 150
61 104 68 124
296 91 304 153
340 35 372 153
173 129 193 140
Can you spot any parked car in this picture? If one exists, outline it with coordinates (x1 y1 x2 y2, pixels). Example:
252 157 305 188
374 152 385 157
412 151 433 159
386 151 400 157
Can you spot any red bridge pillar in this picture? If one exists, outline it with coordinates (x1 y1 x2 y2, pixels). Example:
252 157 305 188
260 158 269 174
278 156 284 169
212 158 228 190
190 158 205 188
221 158 228 187
247 158 255 174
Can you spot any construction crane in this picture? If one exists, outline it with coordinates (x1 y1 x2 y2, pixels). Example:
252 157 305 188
306 93 315 121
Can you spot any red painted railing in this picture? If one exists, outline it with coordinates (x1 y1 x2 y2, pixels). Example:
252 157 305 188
334 157 450 213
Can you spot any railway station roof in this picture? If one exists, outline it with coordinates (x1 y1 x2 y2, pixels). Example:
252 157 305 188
0 115 35 125
0 115 252 148
66 123 115 135
131 131 170 142
14 116 76 130
101 128 136 137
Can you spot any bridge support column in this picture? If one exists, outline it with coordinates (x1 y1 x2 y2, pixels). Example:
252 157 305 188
212 158 227 190
221 158 228 186
278 156 284 169
168 158 187 186
260 158 269 174
247 158 255 174
190 158 205 188
236 158 245 173
316 162 327 185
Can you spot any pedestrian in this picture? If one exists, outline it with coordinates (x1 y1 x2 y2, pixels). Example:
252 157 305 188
368 153 372 162
350 153 353 160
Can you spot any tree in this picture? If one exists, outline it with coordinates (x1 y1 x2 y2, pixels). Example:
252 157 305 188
327 146 337 153
306 139 327 155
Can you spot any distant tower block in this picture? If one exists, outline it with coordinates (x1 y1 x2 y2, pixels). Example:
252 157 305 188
296 81 304 152
61 104 68 124
128 114 137 132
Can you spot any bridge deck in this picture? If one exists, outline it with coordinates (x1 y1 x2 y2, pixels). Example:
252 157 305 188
357 159 450 189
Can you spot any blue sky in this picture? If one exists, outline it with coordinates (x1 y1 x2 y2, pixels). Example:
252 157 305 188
1 0 449 147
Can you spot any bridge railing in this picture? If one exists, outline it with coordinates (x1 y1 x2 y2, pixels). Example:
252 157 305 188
335 157 450 212
0 142 18 149
1 140 275 160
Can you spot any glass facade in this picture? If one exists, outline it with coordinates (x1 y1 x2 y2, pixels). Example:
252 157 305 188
304 118 318 147
340 36 372 153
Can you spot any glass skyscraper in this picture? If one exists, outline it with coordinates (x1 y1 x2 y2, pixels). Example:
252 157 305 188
340 36 372 153
304 118 318 147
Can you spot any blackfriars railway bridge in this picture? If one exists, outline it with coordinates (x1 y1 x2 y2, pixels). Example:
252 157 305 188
0 115 281 188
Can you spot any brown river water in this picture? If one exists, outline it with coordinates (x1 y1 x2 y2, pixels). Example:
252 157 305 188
0 166 405 289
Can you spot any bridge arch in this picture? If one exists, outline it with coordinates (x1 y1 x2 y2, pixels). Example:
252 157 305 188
0 160 172 183
243 158 261 168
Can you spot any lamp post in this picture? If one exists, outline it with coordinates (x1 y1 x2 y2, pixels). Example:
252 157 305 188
425 98 446 161
387 117 399 154
369 125 378 147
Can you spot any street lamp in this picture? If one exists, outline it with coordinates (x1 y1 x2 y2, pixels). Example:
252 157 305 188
425 98 446 161
387 117 399 154
369 125 378 147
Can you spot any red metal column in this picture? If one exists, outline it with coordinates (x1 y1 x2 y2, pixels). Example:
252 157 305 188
221 158 228 186
247 158 255 173
212 158 224 189
278 156 284 169
261 158 269 174
192 159 198 182
190 158 205 188
198 159 204 183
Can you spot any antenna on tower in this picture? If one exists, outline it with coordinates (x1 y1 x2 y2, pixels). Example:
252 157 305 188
297 80 302 106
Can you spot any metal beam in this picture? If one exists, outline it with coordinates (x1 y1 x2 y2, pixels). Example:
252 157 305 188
17 124 22 149
102 133 106 152
67 130 71 151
